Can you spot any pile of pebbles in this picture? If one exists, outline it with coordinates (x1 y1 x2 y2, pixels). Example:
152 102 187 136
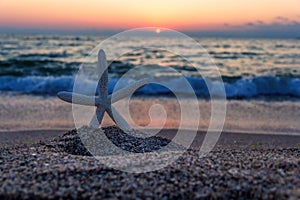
51 126 176 156
1 126 300 199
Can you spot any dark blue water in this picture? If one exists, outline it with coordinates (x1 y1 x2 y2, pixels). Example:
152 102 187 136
0 34 300 99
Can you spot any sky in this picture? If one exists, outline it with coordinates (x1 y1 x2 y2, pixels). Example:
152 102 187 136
0 0 300 37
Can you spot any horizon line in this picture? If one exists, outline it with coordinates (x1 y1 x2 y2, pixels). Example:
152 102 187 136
0 27 299 39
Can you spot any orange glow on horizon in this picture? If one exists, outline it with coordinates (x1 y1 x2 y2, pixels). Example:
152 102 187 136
0 0 299 31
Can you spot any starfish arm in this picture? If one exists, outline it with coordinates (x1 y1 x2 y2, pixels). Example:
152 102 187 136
109 78 150 103
107 106 132 133
89 106 106 128
97 49 108 99
57 91 107 106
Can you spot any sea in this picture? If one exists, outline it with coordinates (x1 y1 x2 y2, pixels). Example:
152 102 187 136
0 33 299 133
0 33 300 99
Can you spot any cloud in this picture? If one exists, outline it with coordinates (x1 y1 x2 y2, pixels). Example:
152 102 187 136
225 16 300 29
245 22 255 26
271 16 298 25
274 16 289 22
222 16 300 38
256 20 265 25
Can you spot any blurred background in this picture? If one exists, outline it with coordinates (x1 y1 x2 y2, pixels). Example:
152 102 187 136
0 0 299 134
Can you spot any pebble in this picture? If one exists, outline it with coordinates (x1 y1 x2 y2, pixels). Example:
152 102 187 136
0 126 300 199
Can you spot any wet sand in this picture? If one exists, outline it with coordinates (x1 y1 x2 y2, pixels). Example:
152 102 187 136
1 128 300 150
1 95 300 134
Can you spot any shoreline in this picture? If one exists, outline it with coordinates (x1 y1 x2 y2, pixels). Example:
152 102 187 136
0 94 300 134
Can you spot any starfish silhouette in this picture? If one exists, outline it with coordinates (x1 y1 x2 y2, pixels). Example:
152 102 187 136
57 49 149 133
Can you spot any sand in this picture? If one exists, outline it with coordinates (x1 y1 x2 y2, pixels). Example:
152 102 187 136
0 127 300 199
0 95 299 135
1 128 300 150
1 94 300 198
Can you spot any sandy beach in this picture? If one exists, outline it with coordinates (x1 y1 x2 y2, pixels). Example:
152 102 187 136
1 0 300 198
0 94 300 199
1 128 300 150
1 95 299 134
1 35 300 198
0 126 300 199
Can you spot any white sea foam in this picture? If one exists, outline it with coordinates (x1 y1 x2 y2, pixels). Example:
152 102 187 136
0 75 300 98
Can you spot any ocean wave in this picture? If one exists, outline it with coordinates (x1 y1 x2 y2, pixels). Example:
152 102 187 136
0 75 300 98
0 59 80 76
0 76 74 95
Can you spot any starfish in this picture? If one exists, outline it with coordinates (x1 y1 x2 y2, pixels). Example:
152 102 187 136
57 49 149 133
